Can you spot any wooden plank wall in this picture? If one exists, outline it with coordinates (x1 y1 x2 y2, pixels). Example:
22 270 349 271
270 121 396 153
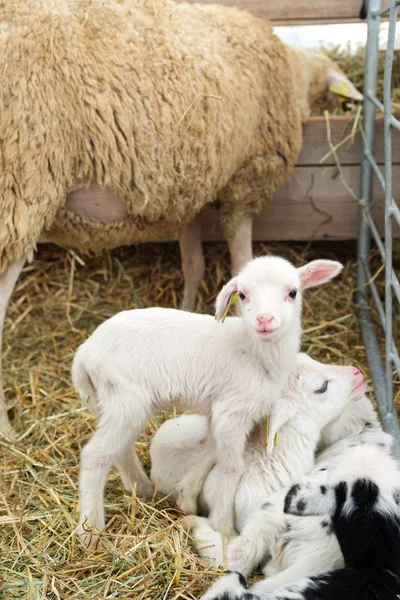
202 117 400 241
192 0 364 24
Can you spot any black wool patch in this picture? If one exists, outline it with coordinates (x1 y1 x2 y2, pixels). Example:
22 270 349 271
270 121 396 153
393 490 400 505
321 519 334 535
284 484 301 513
226 571 247 589
296 500 306 514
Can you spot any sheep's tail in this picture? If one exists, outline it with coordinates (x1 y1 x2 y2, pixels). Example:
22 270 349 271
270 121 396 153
71 351 98 416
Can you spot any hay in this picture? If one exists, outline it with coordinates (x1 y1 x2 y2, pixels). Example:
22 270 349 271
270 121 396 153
322 44 400 113
1 240 399 599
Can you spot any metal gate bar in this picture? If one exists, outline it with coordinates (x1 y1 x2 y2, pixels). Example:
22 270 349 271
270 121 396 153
357 0 400 451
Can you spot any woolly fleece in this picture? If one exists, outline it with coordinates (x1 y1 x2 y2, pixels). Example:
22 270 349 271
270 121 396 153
0 0 340 270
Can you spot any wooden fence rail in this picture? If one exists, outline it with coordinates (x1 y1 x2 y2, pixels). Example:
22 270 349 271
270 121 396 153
190 0 365 24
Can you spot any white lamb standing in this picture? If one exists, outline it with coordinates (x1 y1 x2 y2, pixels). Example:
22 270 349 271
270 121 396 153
150 353 367 533
72 255 342 548
185 395 392 591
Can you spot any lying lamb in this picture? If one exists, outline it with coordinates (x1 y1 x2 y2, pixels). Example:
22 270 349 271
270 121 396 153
0 0 362 440
151 354 366 532
205 396 392 581
201 444 400 600
72 255 342 548
183 396 391 584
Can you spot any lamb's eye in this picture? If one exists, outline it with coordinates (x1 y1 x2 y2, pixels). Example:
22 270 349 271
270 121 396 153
238 291 246 301
315 380 329 394
289 289 297 300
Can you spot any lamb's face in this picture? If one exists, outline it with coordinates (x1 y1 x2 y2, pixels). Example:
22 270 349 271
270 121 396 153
236 256 302 342
284 446 400 519
214 256 343 343
291 354 366 427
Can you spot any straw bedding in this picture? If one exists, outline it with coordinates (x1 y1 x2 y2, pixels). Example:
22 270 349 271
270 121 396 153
1 240 399 599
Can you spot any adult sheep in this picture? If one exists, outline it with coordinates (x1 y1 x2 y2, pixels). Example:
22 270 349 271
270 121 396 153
0 0 362 439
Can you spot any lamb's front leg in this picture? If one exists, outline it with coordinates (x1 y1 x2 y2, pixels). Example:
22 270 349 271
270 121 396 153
208 415 247 537
226 501 285 578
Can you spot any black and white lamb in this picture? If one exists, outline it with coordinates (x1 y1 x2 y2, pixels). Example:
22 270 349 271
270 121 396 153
200 444 400 600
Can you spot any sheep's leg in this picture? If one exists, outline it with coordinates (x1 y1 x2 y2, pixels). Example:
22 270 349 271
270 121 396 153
227 214 253 277
179 213 205 312
177 435 216 514
77 417 153 549
224 213 253 315
115 444 154 498
0 259 25 440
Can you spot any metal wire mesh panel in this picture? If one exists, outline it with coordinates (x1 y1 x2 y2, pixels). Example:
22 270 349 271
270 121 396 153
358 0 400 451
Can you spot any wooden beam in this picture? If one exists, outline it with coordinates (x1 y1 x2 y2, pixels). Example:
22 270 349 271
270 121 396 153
201 165 400 241
299 117 400 166
189 0 365 24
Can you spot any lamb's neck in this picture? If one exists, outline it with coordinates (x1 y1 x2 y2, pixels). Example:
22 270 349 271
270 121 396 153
250 324 301 380
225 319 300 387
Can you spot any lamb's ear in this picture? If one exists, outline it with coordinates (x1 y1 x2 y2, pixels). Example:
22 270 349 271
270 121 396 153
215 276 239 322
297 260 343 290
326 69 363 102
267 397 299 456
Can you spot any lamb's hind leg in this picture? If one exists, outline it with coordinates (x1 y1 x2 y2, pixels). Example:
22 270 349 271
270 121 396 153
77 404 153 549
0 259 25 440
115 444 154 499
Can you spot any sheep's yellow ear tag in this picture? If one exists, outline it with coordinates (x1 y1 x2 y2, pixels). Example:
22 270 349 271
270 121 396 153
329 81 352 101
266 414 279 448
215 290 239 323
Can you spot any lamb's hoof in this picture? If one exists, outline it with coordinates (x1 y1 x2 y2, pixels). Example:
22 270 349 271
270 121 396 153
177 491 197 515
121 474 155 499
137 479 155 500
180 514 202 533
76 523 103 551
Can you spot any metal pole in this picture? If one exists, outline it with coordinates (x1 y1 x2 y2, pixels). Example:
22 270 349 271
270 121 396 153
358 0 400 453
382 0 400 444
357 0 386 418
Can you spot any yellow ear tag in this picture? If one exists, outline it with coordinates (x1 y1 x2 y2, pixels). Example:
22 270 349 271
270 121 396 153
215 290 240 323
266 414 279 448
329 81 351 100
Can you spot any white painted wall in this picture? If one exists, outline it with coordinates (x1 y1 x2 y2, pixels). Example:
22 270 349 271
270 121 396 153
274 22 399 52
274 23 368 50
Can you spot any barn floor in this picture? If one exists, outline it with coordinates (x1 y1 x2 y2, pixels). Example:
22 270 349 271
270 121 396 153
1 241 399 599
